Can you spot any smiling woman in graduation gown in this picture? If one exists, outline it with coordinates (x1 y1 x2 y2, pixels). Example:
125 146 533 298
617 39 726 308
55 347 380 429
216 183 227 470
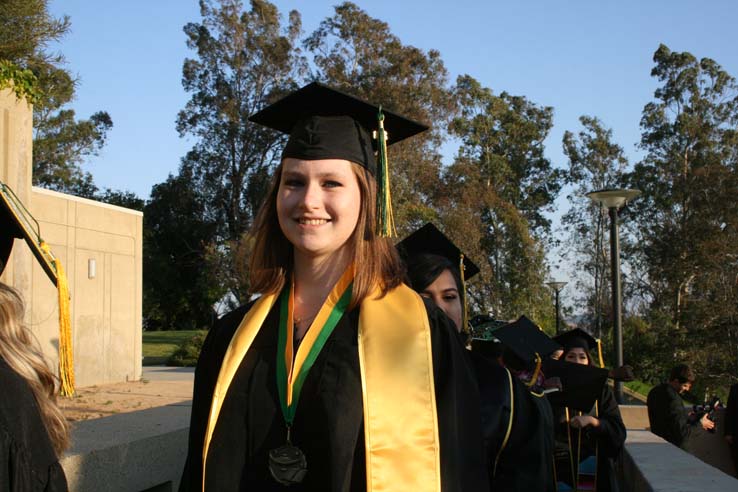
179 83 488 492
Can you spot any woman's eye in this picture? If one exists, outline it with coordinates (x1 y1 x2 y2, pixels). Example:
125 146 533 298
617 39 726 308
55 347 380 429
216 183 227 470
442 294 458 301
283 179 304 187
323 180 342 188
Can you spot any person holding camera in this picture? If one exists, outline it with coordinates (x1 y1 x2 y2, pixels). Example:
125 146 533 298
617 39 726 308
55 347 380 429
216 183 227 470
647 364 715 448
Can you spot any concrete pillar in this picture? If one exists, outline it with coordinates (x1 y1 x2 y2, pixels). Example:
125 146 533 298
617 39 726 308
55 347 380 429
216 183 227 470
0 88 34 305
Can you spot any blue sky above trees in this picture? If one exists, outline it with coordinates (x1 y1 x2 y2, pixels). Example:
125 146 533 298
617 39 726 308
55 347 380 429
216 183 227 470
48 0 738 287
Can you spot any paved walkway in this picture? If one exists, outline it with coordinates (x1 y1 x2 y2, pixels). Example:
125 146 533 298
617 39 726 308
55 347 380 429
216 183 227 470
59 366 194 422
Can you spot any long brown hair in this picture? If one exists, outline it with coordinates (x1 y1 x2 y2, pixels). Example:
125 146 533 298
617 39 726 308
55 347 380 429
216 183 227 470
0 283 69 455
248 160 404 309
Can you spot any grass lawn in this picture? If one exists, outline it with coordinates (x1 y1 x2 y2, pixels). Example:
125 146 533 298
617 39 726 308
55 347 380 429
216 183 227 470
142 330 206 366
625 380 654 399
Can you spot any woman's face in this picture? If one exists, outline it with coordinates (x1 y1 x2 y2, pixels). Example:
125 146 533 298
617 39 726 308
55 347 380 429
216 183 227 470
564 347 590 366
420 269 463 332
277 158 362 263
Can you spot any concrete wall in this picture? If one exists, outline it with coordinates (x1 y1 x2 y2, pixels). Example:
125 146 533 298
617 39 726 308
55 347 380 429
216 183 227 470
61 404 190 492
0 88 143 387
620 430 738 491
29 187 143 386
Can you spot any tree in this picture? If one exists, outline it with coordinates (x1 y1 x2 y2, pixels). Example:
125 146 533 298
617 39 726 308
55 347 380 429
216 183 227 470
143 167 225 331
0 0 113 196
177 0 306 302
96 188 145 211
443 75 564 322
561 116 629 339
304 1 454 235
627 44 738 391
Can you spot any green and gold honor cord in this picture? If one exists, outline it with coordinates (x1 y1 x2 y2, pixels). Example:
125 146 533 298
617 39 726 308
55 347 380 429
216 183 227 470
276 271 354 432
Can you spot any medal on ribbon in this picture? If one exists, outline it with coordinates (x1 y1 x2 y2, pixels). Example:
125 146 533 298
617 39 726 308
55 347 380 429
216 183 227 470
269 267 354 485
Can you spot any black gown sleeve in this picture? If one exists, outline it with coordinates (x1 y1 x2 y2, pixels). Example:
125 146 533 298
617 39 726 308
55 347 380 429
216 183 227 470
179 304 252 492
591 385 626 458
0 361 68 492
475 351 555 492
423 298 490 492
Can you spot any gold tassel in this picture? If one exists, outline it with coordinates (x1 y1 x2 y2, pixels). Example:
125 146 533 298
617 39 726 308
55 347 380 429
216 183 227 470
526 352 542 388
459 254 469 333
596 338 605 369
374 107 396 237
40 242 75 396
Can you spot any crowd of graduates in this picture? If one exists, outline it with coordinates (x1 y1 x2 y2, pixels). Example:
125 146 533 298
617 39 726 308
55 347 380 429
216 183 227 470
1 82 634 492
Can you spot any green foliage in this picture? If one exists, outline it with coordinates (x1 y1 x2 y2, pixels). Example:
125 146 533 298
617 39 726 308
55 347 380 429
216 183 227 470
560 116 629 337
625 44 738 393
95 188 145 211
441 75 562 323
450 75 563 236
168 332 208 367
142 329 204 365
143 167 226 331
0 0 113 196
305 1 453 236
176 0 305 303
0 60 41 103
623 380 653 398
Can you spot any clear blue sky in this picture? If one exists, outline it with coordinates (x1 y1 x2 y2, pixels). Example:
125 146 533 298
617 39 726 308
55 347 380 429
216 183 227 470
48 0 738 288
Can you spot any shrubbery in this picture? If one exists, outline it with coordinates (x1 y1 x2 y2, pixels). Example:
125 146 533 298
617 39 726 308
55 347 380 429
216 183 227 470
168 331 207 367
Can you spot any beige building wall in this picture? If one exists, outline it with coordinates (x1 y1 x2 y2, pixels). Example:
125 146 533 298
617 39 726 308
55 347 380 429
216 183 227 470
1 88 143 387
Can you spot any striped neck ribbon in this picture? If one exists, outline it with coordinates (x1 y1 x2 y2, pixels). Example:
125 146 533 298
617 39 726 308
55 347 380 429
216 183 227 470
276 267 354 427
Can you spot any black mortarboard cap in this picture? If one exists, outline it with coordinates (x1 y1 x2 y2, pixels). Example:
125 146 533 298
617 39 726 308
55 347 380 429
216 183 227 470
542 358 609 412
248 82 428 175
554 328 598 352
397 223 480 280
493 315 561 364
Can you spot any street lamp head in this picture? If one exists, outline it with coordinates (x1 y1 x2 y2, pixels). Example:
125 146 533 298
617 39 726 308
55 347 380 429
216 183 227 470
546 281 567 292
586 188 641 209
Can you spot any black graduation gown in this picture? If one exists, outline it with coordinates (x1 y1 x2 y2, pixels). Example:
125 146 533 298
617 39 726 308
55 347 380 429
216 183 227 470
180 296 489 492
553 385 625 492
0 358 68 492
470 352 555 491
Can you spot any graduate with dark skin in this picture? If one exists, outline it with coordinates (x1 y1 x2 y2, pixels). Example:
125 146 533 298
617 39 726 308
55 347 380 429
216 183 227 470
179 84 488 492
400 223 555 492
552 334 626 492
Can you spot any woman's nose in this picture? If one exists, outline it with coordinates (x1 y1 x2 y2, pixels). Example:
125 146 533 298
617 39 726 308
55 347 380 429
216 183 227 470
299 181 321 209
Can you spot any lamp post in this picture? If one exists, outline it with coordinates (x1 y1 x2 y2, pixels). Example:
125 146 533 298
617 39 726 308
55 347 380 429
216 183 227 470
546 281 567 334
586 188 640 404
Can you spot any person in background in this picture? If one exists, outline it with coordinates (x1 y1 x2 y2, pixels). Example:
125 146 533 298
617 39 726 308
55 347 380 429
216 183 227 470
725 382 738 475
399 223 555 491
0 282 69 491
647 364 715 448
553 328 634 383
550 334 625 492
180 84 487 492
